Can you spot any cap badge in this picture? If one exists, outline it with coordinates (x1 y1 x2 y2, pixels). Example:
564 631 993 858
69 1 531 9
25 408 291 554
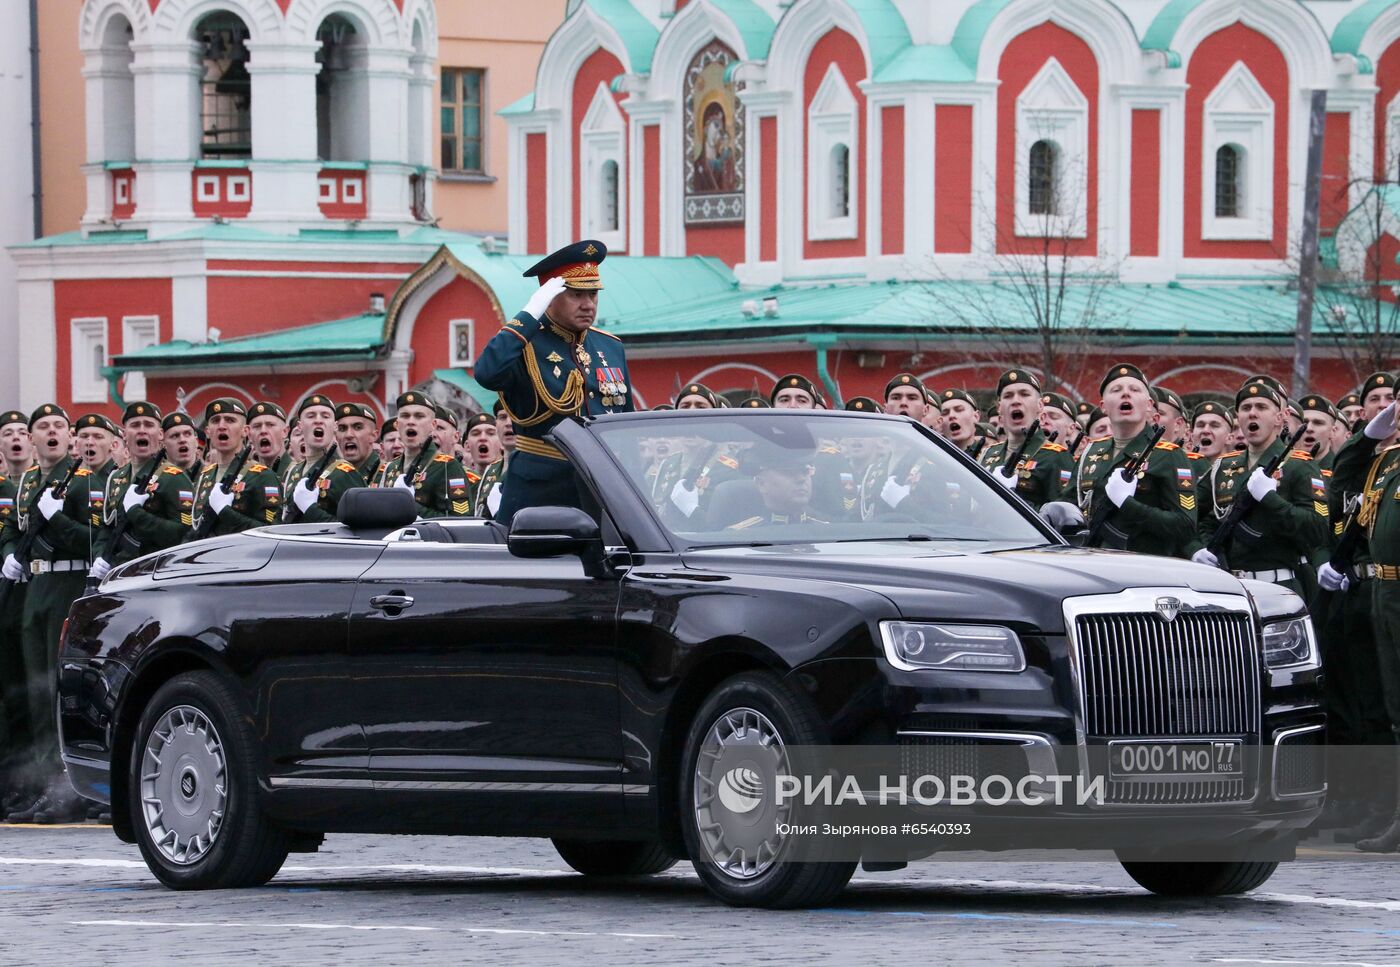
583 243 599 256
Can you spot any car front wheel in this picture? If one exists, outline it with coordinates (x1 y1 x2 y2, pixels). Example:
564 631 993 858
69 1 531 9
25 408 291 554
129 671 289 889
679 671 855 909
1120 859 1279 896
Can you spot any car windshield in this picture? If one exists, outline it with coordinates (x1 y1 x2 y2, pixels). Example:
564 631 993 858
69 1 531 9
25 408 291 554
591 412 1051 548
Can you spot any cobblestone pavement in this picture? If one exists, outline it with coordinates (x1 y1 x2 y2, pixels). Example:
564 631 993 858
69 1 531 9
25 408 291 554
0 826 1397 966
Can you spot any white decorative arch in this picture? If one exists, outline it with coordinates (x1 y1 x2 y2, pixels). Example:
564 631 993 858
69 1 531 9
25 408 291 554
402 0 439 59
534 4 635 113
1169 0 1333 89
176 381 257 408
688 361 781 387
765 0 872 95
649 0 754 103
284 0 403 47
79 0 150 50
152 0 286 44
1149 362 1257 386
971 0 1139 85
915 361 1085 400
579 83 627 250
1014 58 1089 239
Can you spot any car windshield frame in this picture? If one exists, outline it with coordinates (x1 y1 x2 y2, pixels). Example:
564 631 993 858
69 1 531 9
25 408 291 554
578 409 1061 552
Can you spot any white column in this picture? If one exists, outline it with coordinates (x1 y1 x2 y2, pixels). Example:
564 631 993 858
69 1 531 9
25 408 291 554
80 163 113 227
15 276 57 406
246 41 322 224
129 40 201 229
407 52 434 169
362 47 414 224
736 89 787 286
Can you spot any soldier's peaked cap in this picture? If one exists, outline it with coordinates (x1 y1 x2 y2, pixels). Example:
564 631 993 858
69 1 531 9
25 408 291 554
1191 400 1234 424
294 394 336 420
1040 392 1077 419
941 388 977 410
884 373 925 399
75 413 119 435
1099 364 1150 397
0 410 27 430
998 369 1041 396
843 396 882 413
1336 392 1362 410
249 401 287 422
464 412 494 431
335 402 376 422
676 383 723 408
770 374 820 404
738 396 769 409
1363 372 1396 396
162 412 194 431
203 397 247 421
1298 394 1339 420
121 401 161 424
523 240 606 291
28 403 69 428
395 391 434 412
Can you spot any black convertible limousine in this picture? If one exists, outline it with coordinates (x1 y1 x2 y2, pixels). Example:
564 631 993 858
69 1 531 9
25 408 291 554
58 410 1325 908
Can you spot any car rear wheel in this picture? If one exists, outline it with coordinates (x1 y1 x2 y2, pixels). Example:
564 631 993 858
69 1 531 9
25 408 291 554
552 838 676 876
1120 860 1279 896
129 671 289 889
679 671 856 909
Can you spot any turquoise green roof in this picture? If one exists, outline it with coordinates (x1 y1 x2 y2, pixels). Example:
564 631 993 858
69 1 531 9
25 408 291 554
843 0 913 76
1144 0 1326 71
951 0 1015 72
109 312 384 371
1332 0 1391 73
874 44 975 84
15 222 477 250
15 229 150 248
433 369 499 408
582 0 659 73
499 93 535 116
710 0 775 60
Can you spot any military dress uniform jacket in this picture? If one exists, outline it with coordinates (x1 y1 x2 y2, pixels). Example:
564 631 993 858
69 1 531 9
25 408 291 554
473 456 507 519
0 458 104 569
190 459 283 536
979 427 1074 510
1332 432 1400 570
651 449 742 527
380 443 474 518
297 457 376 524
1074 429 1196 556
0 473 17 551
96 457 195 565
475 309 634 522
1185 439 1329 581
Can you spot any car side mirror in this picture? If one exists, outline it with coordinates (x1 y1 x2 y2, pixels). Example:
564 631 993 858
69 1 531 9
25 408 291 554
508 505 604 561
1039 500 1087 545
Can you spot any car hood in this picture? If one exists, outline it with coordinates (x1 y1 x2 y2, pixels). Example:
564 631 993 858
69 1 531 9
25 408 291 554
679 542 1248 634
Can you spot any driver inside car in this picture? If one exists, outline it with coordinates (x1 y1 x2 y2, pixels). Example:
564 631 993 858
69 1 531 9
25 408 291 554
726 448 827 529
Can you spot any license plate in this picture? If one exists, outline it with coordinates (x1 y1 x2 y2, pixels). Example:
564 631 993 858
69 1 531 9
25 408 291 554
1107 740 1243 779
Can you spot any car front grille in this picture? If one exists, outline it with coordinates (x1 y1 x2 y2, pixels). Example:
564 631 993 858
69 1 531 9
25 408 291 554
1071 605 1259 805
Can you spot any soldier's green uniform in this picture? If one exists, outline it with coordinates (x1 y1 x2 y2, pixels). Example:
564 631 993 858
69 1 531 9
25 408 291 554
97 456 195 565
474 455 508 518
190 458 282 534
381 440 473 518
651 447 743 528
1331 413 1400 851
298 452 406 523
270 452 292 480
979 426 1074 510
0 467 23 769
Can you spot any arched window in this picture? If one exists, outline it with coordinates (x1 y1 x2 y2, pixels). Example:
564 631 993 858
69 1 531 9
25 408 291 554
830 144 850 219
316 15 363 162
1028 140 1057 216
600 159 619 232
1215 144 1242 219
97 14 135 161
195 12 252 159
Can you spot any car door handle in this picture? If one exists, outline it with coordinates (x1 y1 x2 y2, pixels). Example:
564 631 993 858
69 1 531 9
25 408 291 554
369 594 415 611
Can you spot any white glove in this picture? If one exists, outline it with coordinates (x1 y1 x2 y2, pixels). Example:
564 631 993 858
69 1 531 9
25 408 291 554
1 554 22 581
486 485 502 516
122 484 149 513
670 479 700 518
393 474 413 492
293 479 319 513
1318 561 1350 593
1365 401 1398 440
881 475 912 507
1246 467 1278 502
36 488 64 520
207 484 234 516
1105 469 1137 508
1191 548 1221 568
991 466 1017 491
88 557 111 581
523 277 568 320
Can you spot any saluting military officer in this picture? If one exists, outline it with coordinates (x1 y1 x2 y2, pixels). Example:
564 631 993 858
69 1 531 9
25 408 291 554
1185 378 1328 593
1074 364 1195 556
190 398 282 536
89 402 196 581
290 403 392 522
379 392 473 517
979 370 1074 511
248 401 291 481
474 240 634 524
1324 399 1400 851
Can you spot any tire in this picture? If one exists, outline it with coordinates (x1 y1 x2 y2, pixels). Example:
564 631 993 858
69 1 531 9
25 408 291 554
552 838 677 876
678 671 856 909
1120 860 1279 896
128 671 290 889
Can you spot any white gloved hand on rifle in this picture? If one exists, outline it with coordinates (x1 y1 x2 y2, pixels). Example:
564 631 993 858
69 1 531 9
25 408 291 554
1317 561 1350 593
1104 469 1137 508
36 488 64 521
292 479 319 513
208 483 234 516
1246 467 1278 502
1191 547 1221 569
122 484 149 513
670 479 700 518
88 556 111 581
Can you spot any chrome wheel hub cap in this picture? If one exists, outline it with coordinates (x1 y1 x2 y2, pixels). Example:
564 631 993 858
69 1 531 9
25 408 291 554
692 706 791 880
139 705 227 866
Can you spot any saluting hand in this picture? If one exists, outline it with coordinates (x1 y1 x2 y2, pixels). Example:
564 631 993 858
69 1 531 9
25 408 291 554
881 474 913 507
36 488 64 521
1365 401 1398 440
523 276 567 320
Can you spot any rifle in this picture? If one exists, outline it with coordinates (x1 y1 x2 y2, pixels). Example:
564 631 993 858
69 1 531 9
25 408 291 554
193 444 251 541
1085 425 1166 547
1205 425 1307 563
1001 428 1055 474
283 444 339 524
1068 430 1086 456
85 448 166 594
968 437 987 461
0 461 82 611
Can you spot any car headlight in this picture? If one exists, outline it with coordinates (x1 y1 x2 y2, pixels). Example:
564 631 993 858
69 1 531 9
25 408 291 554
1262 616 1317 670
879 621 1026 672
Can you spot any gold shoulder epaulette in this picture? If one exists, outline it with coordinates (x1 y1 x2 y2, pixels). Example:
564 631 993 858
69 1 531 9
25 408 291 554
335 462 355 473
27 464 38 472
1041 442 1067 452
201 462 217 474
819 445 840 455
74 467 91 476
1290 449 1313 460
1091 435 1111 443
1222 449 1244 458
1187 451 1204 460
1321 468 1333 477
433 453 452 463
466 470 481 484
717 455 739 470
589 327 623 342
728 516 762 530
1154 440 1179 451
248 463 267 473
162 466 183 475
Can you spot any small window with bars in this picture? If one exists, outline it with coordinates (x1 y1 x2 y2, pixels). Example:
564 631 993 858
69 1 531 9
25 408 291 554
831 143 850 218
441 68 485 174
1028 140 1057 216
1215 144 1242 218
